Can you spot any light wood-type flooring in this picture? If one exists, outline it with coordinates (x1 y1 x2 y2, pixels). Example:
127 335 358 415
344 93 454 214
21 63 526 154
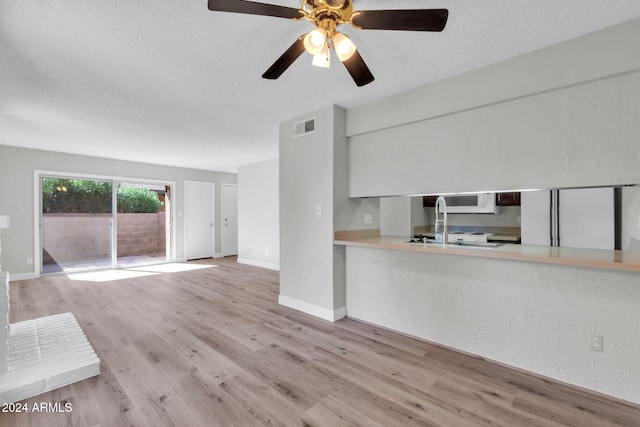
1 257 638 426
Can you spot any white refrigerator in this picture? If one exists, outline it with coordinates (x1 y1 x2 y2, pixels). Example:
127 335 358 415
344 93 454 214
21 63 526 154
521 188 615 250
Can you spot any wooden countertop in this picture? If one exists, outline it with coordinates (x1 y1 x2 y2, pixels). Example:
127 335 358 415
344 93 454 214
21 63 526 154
334 232 640 272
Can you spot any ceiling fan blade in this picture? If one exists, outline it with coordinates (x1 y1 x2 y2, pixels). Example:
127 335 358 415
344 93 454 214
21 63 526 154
262 36 306 80
208 0 303 19
351 9 448 32
341 50 374 87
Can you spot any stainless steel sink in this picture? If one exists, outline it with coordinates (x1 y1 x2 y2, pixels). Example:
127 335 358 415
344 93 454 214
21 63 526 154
448 241 504 249
406 239 504 249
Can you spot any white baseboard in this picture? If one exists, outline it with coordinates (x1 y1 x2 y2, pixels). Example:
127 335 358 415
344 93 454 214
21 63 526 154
184 254 222 261
237 258 280 271
278 295 345 322
7 272 37 282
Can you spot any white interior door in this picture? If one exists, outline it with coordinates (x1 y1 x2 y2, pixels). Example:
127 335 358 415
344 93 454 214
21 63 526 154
222 184 238 256
185 181 215 260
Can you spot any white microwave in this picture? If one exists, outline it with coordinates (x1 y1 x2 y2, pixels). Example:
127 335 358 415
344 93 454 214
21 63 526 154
442 193 499 214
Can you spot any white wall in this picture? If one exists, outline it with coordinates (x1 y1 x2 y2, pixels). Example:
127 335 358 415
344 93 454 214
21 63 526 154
279 105 379 322
279 106 338 320
380 197 412 236
345 246 640 404
348 18 640 197
237 158 279 270
380 196 426 237
0 145 236 278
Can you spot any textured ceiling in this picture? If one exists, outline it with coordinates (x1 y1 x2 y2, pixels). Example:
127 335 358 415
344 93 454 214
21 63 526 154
2 1 640 173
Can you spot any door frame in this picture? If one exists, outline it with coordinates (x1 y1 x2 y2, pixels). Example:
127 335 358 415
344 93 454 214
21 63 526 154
34 170 176 277
221 183 238 257
184 180 216 260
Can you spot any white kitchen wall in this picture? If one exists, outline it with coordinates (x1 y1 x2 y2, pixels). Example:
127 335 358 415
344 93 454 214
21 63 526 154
0 145 236 278
348 18 640 197
380 197 412 236
380 196 426 237
237 158 279 270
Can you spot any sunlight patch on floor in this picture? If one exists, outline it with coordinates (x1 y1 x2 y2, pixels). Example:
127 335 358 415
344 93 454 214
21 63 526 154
66 263 216 282
133 263 216 273
68 269 159 282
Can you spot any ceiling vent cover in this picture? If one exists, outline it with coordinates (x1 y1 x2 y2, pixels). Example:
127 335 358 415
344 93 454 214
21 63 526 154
294 118 315 137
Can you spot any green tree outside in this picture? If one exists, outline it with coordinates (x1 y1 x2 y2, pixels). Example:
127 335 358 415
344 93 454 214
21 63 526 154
42 178 162 213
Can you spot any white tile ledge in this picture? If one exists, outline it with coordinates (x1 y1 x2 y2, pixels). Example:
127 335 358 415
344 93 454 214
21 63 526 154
0 312 100 404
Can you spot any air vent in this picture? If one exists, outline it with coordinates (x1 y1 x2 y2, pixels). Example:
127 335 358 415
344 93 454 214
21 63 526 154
294 117 316 137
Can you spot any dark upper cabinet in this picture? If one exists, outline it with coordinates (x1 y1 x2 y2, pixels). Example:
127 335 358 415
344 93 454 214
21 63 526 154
423 196 438 207
424 193 521 207
497 192 521 206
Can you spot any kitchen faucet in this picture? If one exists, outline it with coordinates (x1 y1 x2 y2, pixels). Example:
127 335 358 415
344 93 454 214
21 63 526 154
434 196 448 247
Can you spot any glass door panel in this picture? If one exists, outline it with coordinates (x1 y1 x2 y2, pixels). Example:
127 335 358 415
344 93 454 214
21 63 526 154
116 182 171 268
41 178 113 274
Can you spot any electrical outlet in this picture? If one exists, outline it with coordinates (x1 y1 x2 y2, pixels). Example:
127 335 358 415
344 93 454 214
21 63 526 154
316 205 322 216
590 333 603 352
26 258 33 265
364 214 373 224
265 249 269 257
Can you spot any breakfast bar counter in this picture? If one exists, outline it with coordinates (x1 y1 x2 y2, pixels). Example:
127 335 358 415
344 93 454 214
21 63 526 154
336 230 640 404
334 231 640 272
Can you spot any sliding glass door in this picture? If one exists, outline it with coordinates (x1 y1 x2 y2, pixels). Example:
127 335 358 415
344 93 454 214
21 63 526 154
40 175 173 275
41 178 113 274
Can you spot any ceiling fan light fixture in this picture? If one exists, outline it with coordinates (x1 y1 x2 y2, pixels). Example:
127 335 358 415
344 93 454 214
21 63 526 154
207 0 449 87
303 28 327 55
312 43 330 68
332 32 356 62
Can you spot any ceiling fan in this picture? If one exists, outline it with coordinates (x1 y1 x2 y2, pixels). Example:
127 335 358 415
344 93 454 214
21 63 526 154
207 0 449 86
